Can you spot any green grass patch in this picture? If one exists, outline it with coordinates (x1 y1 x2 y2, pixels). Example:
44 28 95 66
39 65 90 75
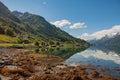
0 43 13 46
0 43 34 47
0 34 18 43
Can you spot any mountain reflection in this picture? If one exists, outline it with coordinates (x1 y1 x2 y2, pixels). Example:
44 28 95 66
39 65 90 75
65 46 120 67
34 47 87 59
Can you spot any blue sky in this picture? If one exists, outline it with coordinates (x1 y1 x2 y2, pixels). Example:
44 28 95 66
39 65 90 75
1 0 120 39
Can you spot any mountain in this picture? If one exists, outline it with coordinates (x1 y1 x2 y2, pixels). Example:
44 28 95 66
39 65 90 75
0 2 20 23
90 33 120 50
0 1 33 36
0 1 89 46
12 11 78 42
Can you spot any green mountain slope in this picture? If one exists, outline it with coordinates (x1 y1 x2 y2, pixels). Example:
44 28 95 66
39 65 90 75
0 2 20 23
0 2 34 37
0 1 89 46
12 11 85 43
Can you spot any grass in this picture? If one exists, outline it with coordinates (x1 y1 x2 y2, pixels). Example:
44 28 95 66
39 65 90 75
0 43 13 46
0 43 34 47
0 34 35 47
0 34 78 48
0 34 18 43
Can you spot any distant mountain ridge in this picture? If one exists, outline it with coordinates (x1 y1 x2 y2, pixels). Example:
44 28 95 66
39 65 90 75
0 1 89 46
90 33 120 50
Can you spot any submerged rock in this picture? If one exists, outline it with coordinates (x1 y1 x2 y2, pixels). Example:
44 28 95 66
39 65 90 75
72 76 82 80
90 71 99 78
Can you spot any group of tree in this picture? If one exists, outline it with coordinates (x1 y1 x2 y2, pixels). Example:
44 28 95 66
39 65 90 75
17 34 31 44
34 41 60 47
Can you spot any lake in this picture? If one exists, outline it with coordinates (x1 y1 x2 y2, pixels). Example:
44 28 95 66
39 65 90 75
64 46 120 77
0 46 120 79
33 46 120 77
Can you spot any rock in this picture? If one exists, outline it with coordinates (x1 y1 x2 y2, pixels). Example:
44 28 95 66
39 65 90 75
18 71 31 77
76 66 86 70
70 68 77 73
78 71 88 76
90 71 99 78
0 61 5 68
0 60 12 67
1 65 31 78
72 76 82 80
19 78 24 80
81 75 89 80
47 67 52 70
2 66 19 73
0 74 11 80
0 61 4 65
45 70 51 74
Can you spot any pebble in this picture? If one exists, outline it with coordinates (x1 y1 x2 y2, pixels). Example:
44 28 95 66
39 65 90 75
0 74 11 80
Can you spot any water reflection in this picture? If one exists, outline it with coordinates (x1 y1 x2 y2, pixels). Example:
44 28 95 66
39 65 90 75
65 47 120 67
33 47 87 59
64 46 120 77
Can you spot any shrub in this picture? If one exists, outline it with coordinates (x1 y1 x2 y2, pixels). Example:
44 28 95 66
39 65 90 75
56 42 60 46
0 26 5 34
5 28 15 36
34 41 39 47
49 41 55 45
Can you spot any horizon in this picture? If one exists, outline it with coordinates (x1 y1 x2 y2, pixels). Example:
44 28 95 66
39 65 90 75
1 0 120 40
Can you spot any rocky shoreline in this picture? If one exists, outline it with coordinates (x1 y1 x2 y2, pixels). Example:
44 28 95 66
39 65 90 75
0 48 120 80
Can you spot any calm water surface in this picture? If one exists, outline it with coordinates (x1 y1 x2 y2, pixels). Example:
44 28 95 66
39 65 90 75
0 46 120 77
65 47 120 67
64 46 120 77
33 46 120 68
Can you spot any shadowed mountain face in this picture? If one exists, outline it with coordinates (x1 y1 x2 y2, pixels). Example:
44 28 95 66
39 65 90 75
0 1 32 36
0 1 89 45
0 2 20 23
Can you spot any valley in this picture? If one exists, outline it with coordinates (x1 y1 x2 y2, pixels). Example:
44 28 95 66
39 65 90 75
0 1 120 80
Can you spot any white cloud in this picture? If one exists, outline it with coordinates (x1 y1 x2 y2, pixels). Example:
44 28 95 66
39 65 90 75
79 33 90 40
51 20 87 29
51 20 71 28
69 22 87 29
79 25 120 40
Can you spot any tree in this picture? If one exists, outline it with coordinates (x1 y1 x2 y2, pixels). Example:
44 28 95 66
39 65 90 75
41 41 45 46
56 42 60 46
23 39 30 44
34 41 39 47
49 41 55 46
0 26 4 34
17 36 22 43
5 28 14 36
